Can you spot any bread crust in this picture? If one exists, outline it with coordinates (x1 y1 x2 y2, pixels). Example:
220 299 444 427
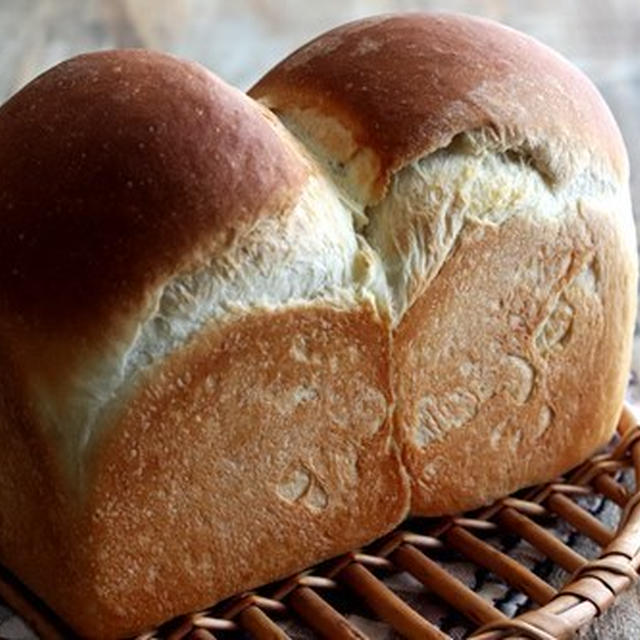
250 11 636 517
6 303 409 639
394 205 634 514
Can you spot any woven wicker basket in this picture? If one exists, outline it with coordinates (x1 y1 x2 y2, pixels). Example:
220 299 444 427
2 407 640 640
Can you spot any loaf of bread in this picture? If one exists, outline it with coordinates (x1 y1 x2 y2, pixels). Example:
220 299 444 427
0 12 635 639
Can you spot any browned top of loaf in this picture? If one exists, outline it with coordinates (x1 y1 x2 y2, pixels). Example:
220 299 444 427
251 12 627 198
0 50 306 339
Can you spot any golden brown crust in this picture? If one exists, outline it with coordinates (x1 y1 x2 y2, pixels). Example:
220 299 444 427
38 304 408 639
395 204 635 514
0 50 311 494
250 12 627 201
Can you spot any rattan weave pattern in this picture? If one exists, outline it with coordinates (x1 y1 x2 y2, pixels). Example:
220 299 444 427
1 408 639 640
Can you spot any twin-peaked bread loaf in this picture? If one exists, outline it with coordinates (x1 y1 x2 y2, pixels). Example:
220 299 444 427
0 12 635 639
